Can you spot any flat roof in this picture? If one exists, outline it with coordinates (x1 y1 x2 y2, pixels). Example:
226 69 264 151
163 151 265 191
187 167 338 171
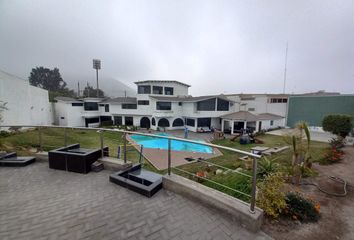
134 80 191 87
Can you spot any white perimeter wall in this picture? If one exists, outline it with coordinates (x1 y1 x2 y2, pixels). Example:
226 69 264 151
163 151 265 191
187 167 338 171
0 74 53 126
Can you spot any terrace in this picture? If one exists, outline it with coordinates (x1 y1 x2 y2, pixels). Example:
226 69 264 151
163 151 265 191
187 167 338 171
0 125 270 240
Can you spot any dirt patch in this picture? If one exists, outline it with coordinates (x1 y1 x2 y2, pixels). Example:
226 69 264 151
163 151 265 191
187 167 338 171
262 147 354 240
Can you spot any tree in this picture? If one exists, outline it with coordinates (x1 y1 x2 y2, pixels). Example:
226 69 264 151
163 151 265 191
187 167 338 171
28 67 76 101
83 84 105 98
322 114 353 138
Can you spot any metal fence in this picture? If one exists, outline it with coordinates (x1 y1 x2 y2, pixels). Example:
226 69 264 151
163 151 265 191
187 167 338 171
0 125 261 213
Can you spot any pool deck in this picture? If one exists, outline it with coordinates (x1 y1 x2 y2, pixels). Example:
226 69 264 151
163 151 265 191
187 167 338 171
127 131 222 170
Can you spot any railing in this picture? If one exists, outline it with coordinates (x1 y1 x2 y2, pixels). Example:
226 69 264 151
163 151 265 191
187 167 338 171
0 125 261 213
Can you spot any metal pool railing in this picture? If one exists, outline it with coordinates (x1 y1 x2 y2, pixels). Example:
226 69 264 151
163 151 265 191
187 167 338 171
0 125 261 213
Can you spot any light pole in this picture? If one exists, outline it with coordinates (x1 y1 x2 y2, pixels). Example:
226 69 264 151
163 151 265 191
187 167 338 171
93 59 101 98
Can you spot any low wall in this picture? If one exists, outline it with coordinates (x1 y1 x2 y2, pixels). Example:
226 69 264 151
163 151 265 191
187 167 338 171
162 174 263 233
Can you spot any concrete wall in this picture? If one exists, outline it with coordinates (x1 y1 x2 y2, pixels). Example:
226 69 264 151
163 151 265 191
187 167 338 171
0 71 53 126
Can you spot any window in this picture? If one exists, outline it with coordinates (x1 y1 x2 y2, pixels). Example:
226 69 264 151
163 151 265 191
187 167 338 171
100 116 112 122
60 117 65 119
178 102 183 106
156 101 171 110
72 103 83 107
125 117 133 125
105 104 109 112
240 97 255 101
153 86 163 94
270 98 288 103
248 108 255 111
270 120 274 126
172 118 184 127
138 100 149 105
217 98 229 111
164 87 174 95
85 117 99 127
138 85 151 94
99 104 105 107
114 116 122 125
186 118 195 127
197 118 211 127
197 98 216 111
84 102 98 111
122 104 137 109
158 118 170 127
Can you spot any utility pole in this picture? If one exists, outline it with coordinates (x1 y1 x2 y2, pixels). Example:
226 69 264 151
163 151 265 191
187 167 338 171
87 82 90 98
93 59 101 98
283 42 288 94
77 82 80 98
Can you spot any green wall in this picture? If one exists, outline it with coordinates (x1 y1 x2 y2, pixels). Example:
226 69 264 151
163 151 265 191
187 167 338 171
287 95 354 127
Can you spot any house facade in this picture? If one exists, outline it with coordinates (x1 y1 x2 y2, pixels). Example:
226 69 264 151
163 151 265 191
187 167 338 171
54 80 287 133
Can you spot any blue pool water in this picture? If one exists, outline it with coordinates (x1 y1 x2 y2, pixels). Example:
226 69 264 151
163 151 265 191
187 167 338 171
130 133 213 154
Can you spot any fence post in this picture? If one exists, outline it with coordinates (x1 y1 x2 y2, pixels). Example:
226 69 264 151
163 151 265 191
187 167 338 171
168 139 171 175
249 157 258 213
123 132 127 163
38 126 43 152
64 127 67 146
100 131 104 158
139 145 143 164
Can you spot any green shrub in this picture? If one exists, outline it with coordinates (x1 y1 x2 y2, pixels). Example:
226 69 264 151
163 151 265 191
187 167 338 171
257 173 286 218
284 192 320 222
257 157 279 178
322 114 353 138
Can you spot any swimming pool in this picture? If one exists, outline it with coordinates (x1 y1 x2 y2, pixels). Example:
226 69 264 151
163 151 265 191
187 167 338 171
130 133 213 154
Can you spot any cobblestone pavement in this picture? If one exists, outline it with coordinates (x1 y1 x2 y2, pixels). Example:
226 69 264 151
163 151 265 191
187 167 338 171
0 162 271 240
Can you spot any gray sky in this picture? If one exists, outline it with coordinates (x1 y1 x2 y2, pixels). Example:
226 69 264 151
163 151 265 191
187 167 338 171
1 0 354 96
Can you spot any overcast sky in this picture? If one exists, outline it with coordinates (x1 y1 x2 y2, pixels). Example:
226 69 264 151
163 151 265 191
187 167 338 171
1 0 353 95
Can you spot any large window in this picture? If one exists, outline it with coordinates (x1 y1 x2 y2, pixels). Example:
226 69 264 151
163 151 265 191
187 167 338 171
114 116 122 125
197 98 216 111
84 102 98 111
125 116 133 125
72 103 83 107
138 100 149 105
158 118 170 127
105 104 109 112
122 104 137 109
197 118 211 127
164 87 174 95
138 85 151 94
156 101 171 110
153 86 163 94
270 98 288 103
172 118 184 127
85 117 99 127
217 98 229 111
186 118 195 127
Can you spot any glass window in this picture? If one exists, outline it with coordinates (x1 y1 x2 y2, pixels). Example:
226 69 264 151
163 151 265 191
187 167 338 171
84 102 98 111
248 108 255 111
137 85 151 94
122 104 137 109
270 120 274 126
172 118 184 127
99 104 105 107
105 104 109 112
114 116 122 125
125 117 133 125
156 102 171 110
153 86 163 94
72 103 83 107
137 100 149 105
197 118 211 127
197 98 216 111
217 98 229 111
186 118 195 126
178 102 183 106
164 87 174 95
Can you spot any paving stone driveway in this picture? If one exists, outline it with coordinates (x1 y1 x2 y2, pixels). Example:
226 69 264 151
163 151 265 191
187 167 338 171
0 162 271 240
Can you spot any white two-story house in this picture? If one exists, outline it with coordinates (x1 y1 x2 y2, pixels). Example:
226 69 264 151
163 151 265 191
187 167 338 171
54 80 288 133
